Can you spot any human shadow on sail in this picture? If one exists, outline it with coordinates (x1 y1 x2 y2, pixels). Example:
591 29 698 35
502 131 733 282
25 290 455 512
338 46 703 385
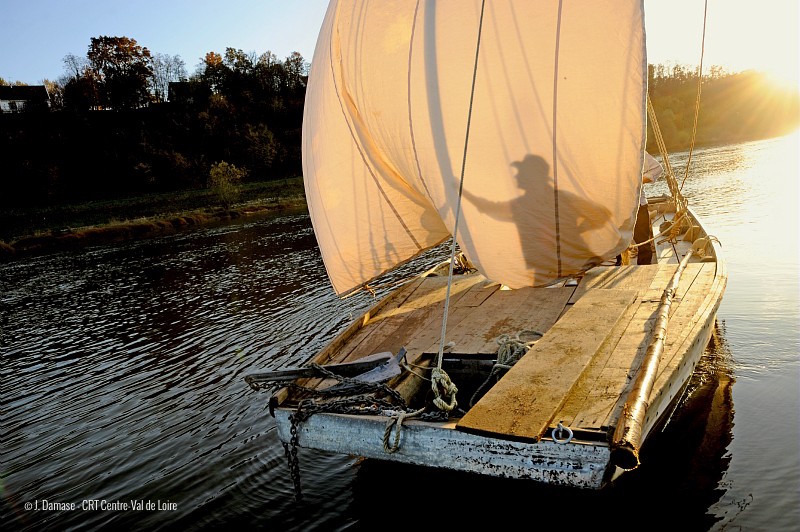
460 154 613 281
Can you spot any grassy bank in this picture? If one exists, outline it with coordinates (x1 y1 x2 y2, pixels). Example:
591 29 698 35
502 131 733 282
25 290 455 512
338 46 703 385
0 177 307 260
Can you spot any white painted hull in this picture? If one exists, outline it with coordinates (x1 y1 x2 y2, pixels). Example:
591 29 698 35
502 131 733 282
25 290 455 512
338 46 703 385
275 410 612 487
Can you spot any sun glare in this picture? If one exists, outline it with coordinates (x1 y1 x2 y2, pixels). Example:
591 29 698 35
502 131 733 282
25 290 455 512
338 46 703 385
762 66 800 94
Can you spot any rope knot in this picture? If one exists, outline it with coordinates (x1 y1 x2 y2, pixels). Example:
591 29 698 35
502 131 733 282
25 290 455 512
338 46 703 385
430 368 458 412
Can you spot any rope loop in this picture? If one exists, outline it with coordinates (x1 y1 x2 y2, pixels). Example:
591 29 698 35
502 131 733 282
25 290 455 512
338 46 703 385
430 368 458 412
383 407 425 453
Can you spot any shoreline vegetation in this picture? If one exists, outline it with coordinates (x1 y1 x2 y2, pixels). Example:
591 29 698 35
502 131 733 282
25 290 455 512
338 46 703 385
2 36 798 262
0 178 307 261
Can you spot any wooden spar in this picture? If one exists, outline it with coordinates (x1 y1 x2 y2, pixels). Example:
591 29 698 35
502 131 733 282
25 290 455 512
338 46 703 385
610 250 696 470
244 352 393 386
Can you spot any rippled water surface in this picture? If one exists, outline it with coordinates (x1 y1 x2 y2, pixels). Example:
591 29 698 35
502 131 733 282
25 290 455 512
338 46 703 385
2 133 798 530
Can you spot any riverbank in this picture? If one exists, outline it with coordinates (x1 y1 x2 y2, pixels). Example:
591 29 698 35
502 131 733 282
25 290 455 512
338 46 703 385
0 178 307 261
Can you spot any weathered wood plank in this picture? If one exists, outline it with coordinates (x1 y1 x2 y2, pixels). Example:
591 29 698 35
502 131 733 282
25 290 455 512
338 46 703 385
286 278 425 398
569 368 625 428
294 274 484 396
399 281 501 364
570 265 659 303
335 275 474 361
552 262 706 429
341 274 485 363
444 287 575 356
658 243 678 264
554 299 650 427
602 263 715 429
656 263 716 378
454 279 502 307
456 289 637 442
387 284 570 402
595 263 704 427
315 278 424 366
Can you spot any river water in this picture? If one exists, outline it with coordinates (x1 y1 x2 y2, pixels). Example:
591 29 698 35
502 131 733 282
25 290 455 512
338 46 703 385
1 133 798 531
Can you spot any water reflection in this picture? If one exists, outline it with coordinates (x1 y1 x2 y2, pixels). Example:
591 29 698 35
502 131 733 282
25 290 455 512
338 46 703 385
2 133 798 530
0 209 455 531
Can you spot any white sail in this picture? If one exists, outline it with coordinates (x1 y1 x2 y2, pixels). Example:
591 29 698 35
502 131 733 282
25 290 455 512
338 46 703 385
303 0 647 295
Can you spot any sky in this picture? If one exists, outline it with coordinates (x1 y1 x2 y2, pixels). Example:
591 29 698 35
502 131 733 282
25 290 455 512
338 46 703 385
0 0 798 89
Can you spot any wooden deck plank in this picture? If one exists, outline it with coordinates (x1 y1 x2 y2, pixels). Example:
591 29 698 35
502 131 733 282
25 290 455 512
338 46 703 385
658 243 678 264
444 287 575 356
554 299 651 427
649 264 721 404
341 274 485 363
399 281 501 365
369 278 498 362
569 367 626 428
570 265 659 304
456 289 637 442
556 262 706 430
296 275 481 396
313 278 424 366
556 264 669 428
602 263 716 429
657 263 716 376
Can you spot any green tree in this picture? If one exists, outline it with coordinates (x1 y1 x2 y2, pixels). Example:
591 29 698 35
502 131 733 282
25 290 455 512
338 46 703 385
43 79 64 110
208 161 247 209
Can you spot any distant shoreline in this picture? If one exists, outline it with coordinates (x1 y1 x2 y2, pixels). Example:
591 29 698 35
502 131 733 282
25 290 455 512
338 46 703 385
0 193 308 262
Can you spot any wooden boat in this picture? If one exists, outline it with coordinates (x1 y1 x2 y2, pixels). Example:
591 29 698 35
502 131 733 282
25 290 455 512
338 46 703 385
246 0 726 493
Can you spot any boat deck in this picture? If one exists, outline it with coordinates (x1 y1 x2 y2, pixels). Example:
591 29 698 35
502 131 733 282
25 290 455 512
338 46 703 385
272 205 726 485
286 240 720 443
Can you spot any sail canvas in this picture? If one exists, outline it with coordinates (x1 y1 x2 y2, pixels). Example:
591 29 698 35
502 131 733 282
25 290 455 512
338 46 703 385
303 0 647 295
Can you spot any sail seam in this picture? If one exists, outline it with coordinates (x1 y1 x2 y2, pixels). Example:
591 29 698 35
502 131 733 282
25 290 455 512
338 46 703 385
328 5 422 251
552 0 564 277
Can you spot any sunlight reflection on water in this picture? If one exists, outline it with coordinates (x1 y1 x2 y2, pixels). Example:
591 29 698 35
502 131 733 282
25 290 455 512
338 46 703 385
1 134 799 530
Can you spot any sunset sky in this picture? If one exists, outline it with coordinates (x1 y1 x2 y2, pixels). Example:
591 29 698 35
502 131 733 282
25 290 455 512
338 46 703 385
1 0 798 90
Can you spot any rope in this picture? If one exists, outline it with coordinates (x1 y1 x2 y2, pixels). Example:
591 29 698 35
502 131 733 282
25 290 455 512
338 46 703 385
470 330 543 407
432 0 487 413
680 0 709 192
629 211 689 248
647 94 686 214
383 407 425 453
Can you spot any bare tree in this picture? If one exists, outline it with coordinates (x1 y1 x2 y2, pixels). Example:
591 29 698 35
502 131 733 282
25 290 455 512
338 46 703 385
62 53 89 79
151 53 187 103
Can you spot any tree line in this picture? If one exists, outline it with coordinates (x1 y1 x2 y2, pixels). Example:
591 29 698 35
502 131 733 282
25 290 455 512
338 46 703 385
1 35 797 209
647 63 799 151
0 36 307 207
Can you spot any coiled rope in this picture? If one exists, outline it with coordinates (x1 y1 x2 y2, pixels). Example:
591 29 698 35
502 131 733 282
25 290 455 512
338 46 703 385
470 330 543 407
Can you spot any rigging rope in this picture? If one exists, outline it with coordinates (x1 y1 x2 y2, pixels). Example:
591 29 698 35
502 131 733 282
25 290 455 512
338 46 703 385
680 0 709 192
431 0 487 413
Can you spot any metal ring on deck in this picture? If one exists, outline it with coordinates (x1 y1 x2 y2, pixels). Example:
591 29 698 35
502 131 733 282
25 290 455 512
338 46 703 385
552 422 574 444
